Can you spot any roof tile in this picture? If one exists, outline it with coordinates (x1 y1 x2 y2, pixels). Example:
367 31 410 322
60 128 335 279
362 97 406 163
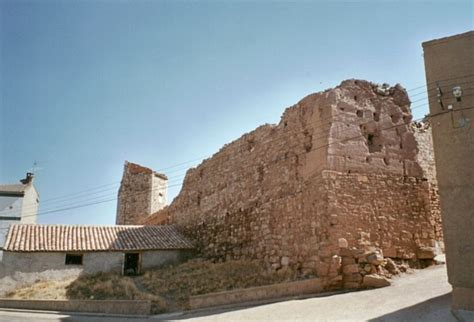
4 224 194 252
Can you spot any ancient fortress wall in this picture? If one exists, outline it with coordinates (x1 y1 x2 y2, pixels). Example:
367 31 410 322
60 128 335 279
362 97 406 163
412 123 443 247
144 80 442 282
116 161 168 225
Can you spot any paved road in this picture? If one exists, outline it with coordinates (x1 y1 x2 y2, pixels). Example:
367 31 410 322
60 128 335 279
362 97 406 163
0 309 148 322
176 265 456 322
0 264 462 322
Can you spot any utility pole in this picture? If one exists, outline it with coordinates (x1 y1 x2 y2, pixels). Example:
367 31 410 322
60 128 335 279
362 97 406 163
422 31 474 312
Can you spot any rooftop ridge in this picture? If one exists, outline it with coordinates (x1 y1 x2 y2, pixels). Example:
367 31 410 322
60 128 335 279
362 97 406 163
4 224 193 252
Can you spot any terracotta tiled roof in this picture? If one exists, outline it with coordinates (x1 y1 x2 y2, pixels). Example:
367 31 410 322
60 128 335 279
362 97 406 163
3 224 194 252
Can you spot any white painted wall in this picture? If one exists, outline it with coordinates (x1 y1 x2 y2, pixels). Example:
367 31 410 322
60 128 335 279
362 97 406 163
0 250 187 277
0 196 22 253
0 184 39 254
20 185 39 224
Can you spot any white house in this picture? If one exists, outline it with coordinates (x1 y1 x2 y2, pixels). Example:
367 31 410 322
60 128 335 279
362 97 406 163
1 224 194 276
0 173 39 257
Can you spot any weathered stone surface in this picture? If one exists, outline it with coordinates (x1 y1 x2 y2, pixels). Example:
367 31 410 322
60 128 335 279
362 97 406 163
328 275 343 287
412 122 444 247
330 255 342 273
315 261 330 277
344 272 363 283
382 247 398 258
338 238 349 248
340 248 353 258
343 264 360 275
417 246 438 259
116 161 167 225
384 258 400 275
367 252 384 266
363 274 391 288
343 281 361 289
341 256 356 266
141 80 442 285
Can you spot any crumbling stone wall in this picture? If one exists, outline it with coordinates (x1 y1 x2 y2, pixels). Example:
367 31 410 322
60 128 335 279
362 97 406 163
145 80 442 282
325 172 437 259
412 122 443 246
116 161 168 225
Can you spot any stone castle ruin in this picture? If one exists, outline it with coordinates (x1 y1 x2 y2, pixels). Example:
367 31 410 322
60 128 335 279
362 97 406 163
116 161 168 225
119 79 443 288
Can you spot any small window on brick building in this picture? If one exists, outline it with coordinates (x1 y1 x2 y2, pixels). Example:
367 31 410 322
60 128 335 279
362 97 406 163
65 254 83 265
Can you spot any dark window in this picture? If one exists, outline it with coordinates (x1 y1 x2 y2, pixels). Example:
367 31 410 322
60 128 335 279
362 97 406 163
124 253 140 275
367 133 383 153
0 216 21 221
65 254 83 265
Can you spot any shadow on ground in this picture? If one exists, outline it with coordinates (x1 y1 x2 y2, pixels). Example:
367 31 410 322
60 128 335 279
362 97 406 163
165 291 353 321
162 291 458 322
369 293 456 322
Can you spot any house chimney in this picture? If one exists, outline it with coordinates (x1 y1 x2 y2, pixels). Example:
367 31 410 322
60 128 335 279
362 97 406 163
20 172 34 184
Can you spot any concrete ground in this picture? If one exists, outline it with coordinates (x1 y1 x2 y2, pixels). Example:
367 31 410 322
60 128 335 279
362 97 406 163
0 263 470 321
174 264 458 322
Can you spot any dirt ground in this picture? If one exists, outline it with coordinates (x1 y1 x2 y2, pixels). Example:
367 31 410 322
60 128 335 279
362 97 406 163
173 263 459 322
2 263 473 322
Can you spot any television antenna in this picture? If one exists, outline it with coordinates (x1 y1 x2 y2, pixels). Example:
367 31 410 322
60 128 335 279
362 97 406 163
29 161 43 175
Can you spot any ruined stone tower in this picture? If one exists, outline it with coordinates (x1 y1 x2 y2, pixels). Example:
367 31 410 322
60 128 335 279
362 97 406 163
116 161 168 225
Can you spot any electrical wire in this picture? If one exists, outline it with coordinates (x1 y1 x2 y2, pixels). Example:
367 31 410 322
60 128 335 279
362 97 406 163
16 111 439 220
5 76 473 216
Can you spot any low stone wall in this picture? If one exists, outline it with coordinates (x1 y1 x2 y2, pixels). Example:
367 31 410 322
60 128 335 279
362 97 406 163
189 278 324 310
0 299 151 315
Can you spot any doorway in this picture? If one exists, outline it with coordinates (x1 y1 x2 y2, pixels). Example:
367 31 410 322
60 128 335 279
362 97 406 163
123 253 140 276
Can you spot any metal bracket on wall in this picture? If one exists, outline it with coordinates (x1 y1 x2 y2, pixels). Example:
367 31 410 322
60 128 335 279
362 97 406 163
428 105 473 130
451 103 470 129
436 84 445 110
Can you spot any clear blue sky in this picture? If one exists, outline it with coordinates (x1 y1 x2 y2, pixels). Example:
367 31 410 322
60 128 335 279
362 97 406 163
1 1 472 225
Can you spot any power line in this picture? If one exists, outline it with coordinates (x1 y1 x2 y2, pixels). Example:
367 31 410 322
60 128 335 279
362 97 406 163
38 114 435 220
10 97 432 216
5 89 465 216
8 77 474 214
5 166 193 216
10 102 474 221
18 110 443 220
404 78 473 100
7 91 470 217
4 175 188 218
1 77 473 228
18 180 187 219
428 105 474 118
